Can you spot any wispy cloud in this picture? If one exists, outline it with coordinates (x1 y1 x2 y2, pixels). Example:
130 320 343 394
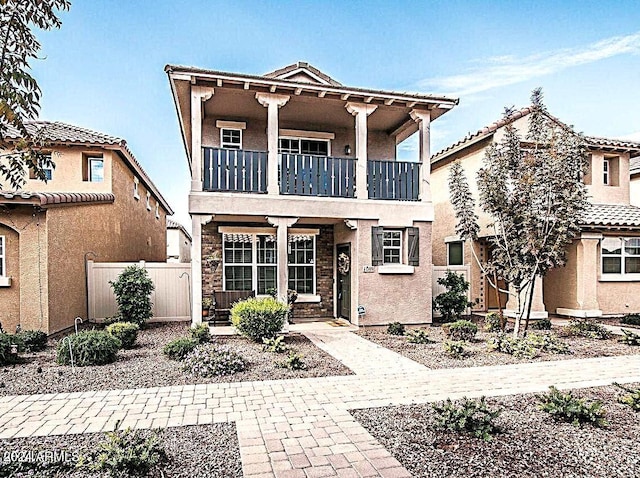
419 32 640 96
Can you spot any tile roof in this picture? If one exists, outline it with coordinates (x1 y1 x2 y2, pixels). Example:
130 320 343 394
0 191 115 206
3 121 173 214
167 218 192 241
582 203 640 229
263 61 343 86
432 107 640 163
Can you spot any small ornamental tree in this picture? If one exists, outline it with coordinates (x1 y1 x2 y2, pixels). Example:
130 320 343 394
434 271 472 322
449 89 589 336
109 266 154 327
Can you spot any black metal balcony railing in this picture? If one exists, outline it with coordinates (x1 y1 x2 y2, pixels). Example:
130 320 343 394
367 160 420 201
280 153 356 198
203 147 267 193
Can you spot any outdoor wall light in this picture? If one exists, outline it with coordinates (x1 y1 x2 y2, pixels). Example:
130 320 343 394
344 145 352 155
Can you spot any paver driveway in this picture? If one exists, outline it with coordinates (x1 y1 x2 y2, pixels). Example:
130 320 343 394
1 323 639 477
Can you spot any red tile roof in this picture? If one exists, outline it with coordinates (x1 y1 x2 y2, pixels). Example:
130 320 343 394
0 191 115 206
583 203 640 229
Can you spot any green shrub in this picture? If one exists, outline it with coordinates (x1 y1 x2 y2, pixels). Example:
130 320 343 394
443 319 478 341
433 271 472 322
106 322 139 349
162 338 198 361
526 333 572 355
0 333 21 365
189 324 211 344
614 383 640 412
231 297 288 342
443 340 466 359
621 314 640 326
82 423 167 477
619 328 640 346
109 265 155 327
262 336 288 353
56 331 121 366
278 351 306 370
387 322 406 336
483 312 503 332
14 330 48 352
182 344 246 377
406 329 432 344
432 397 501 441
566 318 612 340
487 332 539 359
537 386 607 427
529 317 552 330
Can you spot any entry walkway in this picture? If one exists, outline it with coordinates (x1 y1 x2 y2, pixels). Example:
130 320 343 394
1 327 639 478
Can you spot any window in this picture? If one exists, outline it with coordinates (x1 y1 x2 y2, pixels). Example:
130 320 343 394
279 138 329 156
0 236 5 277
133 177 140 200
223 233 277 294
288 235 315 294
447 241 464 266
603 159 609 185
382 230 402 264
28 154 53 181
146 191 151 210
84 156 104 182
372 227 419 267
602 237 640 275
155 202 160 219
221 128 242 149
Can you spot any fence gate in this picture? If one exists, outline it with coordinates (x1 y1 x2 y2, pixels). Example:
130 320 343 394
87 261 191 322
432 265 472 318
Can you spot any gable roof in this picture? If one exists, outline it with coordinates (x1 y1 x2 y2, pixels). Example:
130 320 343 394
167 218 192 241
263 62 343 86
3 121 173 214
432 106 640 164
0 190 115 207
583 203 640 230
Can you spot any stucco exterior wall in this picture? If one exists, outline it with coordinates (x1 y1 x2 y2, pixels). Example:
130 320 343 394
630 174 640 207
167 228 191 262
597 281 640 314
0 224 20 332
543 241 579 313
586 152 630 205
355 220 432 326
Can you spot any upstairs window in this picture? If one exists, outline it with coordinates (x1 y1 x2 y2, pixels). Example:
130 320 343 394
603 156 619 186
133 177 140 200
146 191 151 210
220 128 242 150
29 154 53 181
603 159 610 185
84 155 104 182
279 138 329 156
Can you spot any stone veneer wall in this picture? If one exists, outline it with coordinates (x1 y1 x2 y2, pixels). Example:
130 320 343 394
201 223 334 320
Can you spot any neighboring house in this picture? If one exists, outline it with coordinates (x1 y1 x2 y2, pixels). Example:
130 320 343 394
0 121 173 334
431 107 640 318
166 61 458 326
167 219 192 262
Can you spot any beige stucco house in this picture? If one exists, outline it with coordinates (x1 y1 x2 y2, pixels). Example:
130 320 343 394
167 219 192 263
166 62 458 326
0 121 173 334
431 107 640 318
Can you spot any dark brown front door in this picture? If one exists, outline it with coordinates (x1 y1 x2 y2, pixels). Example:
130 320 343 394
337 243 351 321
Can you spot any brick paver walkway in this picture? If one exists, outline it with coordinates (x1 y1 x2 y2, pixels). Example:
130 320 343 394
1 327 640 478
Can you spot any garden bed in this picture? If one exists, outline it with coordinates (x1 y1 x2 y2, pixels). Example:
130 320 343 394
0 323 352 396
357 323 640 369
0 422 241 477
351 383 640 478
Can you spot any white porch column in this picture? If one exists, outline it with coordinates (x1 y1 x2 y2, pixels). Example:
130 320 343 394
505 279 548 319
346 102 377 199
191 214 213 327
267 216 298 333
256 93 290 195
190 86 214 191
410 110 431 202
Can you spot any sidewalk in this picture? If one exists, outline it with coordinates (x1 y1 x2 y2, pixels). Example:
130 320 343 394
1 327 639 477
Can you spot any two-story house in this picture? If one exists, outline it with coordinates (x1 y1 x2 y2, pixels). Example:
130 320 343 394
0 121 173 334
166 62 458 326
167 219 192 263
431 107 640 318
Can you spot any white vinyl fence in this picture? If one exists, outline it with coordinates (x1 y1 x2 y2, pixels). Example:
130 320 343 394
432 265 471 318
87 261 191 322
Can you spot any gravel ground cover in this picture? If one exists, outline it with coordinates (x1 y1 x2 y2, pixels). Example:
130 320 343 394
351 383 640 478
0 323 352 396
0 422 241 478
600 318 640 329
357 323 640 369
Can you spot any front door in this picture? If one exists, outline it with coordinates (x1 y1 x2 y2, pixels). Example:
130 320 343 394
337 244 351 321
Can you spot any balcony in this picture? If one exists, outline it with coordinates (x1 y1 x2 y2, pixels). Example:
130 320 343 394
202 147 420 201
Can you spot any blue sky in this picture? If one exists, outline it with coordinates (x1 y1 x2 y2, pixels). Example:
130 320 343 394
32 1 640 226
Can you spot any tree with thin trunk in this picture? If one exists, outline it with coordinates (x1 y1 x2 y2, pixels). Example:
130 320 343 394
449 88 589 336
0 0 71 190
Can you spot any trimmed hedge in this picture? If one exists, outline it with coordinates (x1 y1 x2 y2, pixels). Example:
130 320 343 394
231 297 288 342
106 322 140 349
56 330 121 366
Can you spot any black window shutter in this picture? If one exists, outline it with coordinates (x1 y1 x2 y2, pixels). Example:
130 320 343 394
371 226 384 265
408 227 419 266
